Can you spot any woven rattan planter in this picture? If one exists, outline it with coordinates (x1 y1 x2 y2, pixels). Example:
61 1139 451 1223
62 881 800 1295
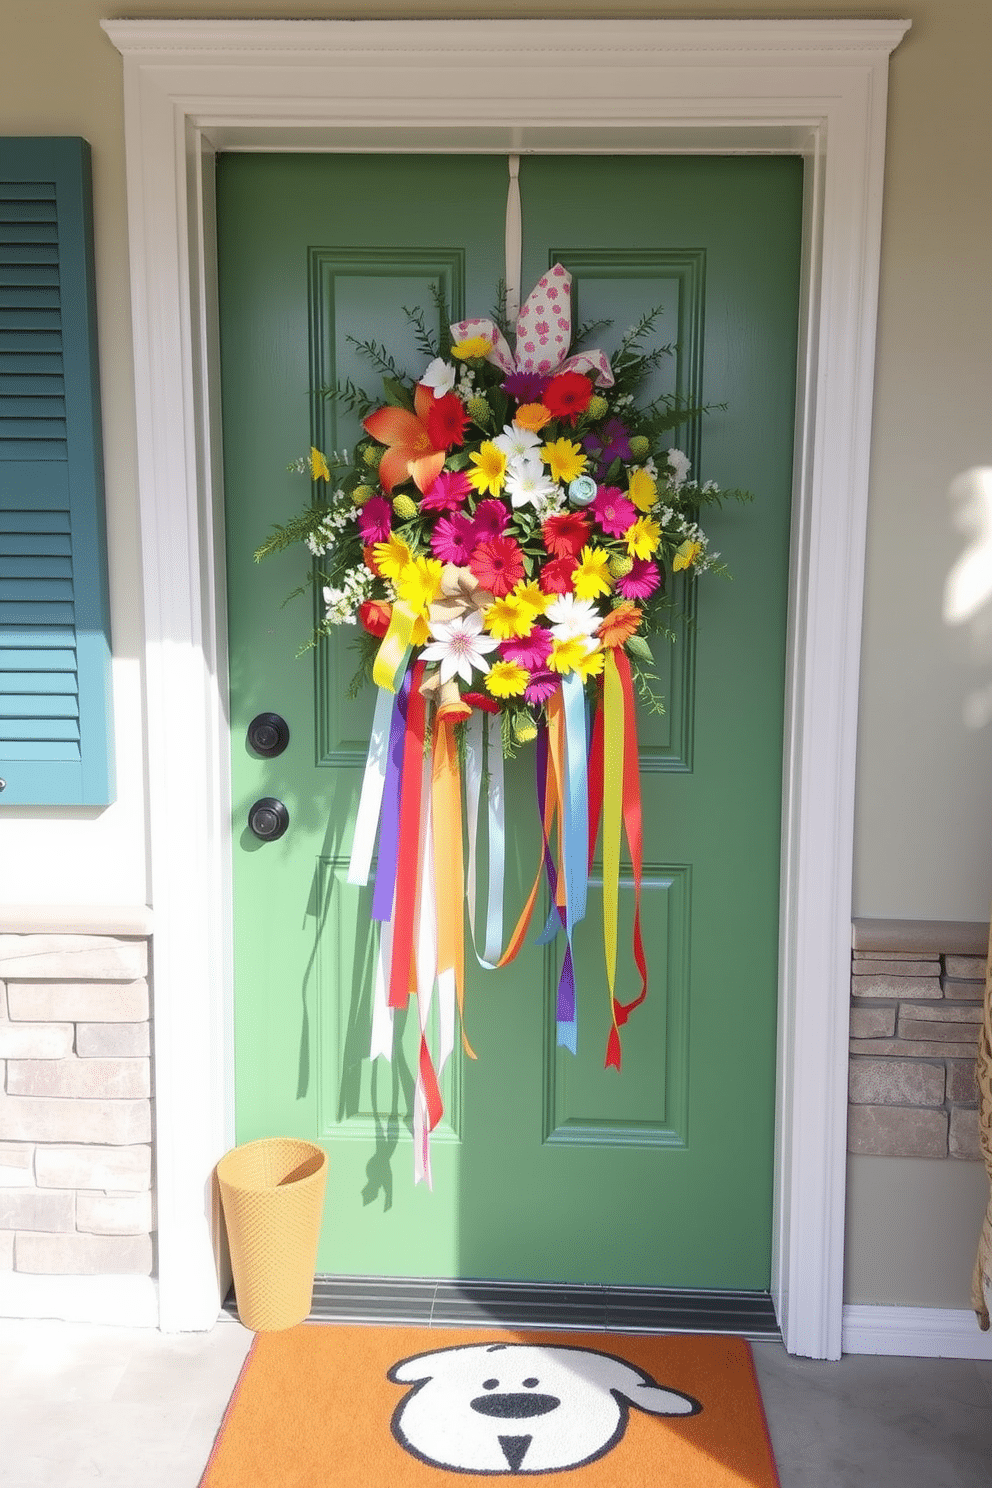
217 1137 328 1331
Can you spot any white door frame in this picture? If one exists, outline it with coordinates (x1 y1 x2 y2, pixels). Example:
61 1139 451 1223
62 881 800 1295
104 17 909 1358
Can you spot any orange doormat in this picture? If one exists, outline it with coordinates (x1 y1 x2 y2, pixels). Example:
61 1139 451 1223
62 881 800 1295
199 1325 780 1487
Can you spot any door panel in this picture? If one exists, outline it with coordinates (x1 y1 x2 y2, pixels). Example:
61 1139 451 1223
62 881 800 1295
217 152 802 1288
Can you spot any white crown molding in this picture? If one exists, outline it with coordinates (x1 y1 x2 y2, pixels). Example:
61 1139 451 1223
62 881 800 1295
843 1305 992 1360
102 17 909 1356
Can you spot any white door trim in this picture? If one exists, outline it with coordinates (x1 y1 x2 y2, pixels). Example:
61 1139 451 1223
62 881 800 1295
103 16 909 1358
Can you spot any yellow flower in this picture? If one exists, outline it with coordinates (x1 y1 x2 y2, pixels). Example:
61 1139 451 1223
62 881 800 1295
625 516 662 560
628 467 657 512
510 579 549 618
541 438 588 485
483 594 535 641
467 441 508 497
485 660 530 698
673 538 704 572
576 644 605 681
373 534 413 582
396 555 443 616
309 447 330 482
572 545 613 601
452 334 492 360
548 636 593 675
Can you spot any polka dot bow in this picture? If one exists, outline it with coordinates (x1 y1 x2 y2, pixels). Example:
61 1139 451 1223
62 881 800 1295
450 263 614 387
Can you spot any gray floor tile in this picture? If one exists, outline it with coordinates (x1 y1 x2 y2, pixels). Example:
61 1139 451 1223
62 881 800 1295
752 1343 992 1488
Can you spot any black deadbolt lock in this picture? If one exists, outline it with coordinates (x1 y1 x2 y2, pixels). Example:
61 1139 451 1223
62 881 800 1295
248 797 289 842
247 711 290 758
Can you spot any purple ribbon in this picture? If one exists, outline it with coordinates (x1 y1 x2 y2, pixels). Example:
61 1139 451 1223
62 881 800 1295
372 670 411 922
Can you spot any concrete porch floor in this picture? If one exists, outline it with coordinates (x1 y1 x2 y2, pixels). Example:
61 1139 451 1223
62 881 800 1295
1 1316 991 1486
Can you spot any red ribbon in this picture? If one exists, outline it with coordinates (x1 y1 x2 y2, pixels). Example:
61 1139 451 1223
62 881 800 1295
388 661 427 1010
604 649 648 1069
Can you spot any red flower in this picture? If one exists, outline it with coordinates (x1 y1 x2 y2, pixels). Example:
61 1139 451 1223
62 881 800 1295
469 536 525 597
538 556 576 595
425 390 469 451
543 371 593 423
462 691 501 714
358 599 391 637
542 511 591 559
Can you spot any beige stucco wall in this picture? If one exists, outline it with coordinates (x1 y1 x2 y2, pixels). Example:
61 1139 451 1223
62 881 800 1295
2 1 990 1315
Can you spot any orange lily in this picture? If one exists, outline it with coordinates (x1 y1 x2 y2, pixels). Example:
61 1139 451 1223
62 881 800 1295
363 384 446 495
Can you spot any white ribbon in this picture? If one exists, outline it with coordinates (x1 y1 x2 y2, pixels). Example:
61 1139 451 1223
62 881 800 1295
505 153 522 331
370 916 394 1062
465 711 506 968
347 684 395 886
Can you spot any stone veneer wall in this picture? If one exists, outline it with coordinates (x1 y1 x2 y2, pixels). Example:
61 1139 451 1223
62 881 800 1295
0 926 153 1280
849 919 987 1160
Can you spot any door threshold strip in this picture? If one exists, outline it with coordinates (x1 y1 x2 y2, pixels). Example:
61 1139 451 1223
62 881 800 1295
224 1276 780 1338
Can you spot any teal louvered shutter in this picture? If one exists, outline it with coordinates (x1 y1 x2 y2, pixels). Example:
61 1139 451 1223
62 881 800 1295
0 138 114 805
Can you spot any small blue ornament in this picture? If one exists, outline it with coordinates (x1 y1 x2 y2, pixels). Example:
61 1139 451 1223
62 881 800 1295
568 475 597 507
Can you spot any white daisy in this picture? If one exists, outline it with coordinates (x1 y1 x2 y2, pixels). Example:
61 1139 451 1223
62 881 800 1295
419 357 457 396
420 610 500 686
493 422 543 462
504 453 558 510
544 593 602 641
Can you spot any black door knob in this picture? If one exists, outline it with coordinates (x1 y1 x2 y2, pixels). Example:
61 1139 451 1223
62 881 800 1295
248 797 289 841
246 712 290 758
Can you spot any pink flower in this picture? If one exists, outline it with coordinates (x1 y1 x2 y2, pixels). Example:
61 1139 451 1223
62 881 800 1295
357 496 392 545
500 626 553 671
420 469 472 512
616 557 662 599
525 671 559 705
591 486 636 538
431 511 477 565
471 498 509 544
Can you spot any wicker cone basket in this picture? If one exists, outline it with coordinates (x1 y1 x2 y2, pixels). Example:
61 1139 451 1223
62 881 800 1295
217 1137 328 1332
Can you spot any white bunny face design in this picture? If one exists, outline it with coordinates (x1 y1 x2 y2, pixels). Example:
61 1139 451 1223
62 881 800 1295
388 1341 701 1475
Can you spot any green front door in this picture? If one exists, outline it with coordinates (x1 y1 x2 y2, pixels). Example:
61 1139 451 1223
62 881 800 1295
217 152 801 1289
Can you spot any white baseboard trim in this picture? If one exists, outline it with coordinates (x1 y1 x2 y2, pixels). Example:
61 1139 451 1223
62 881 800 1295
0 1273 159 1327
842 1304 992 1359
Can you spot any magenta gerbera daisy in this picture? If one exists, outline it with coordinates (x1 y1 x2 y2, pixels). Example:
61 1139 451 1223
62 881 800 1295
591 486 637 538
500 625 553 671
420 469 472 512
357 495 392 545
524 670 559 705
471 498 510 544
616 557 662 600
431 511 478 566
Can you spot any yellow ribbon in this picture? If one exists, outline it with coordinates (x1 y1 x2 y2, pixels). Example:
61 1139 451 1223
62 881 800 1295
372 599 419 692
602 650 624 1023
